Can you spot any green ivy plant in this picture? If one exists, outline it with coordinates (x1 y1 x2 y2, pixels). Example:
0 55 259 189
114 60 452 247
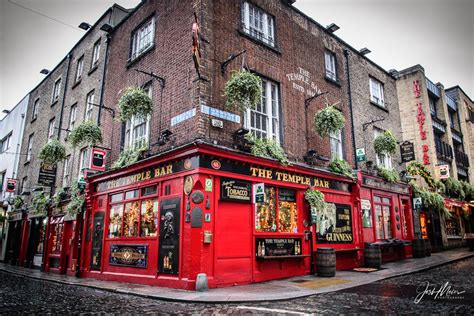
68 120 103 147
328 159 354 178
435 180 446 195
304 188 327 211
462 181 474 201
245 134 289 166
12 196 25 211
406 161 437 190
118 87 153 122
31 192 50 216
374 130 397 155
112 142 149 169
411 182 451 218
314 104 345 138
224 70 262 112
443 177 465 200
52 188 67 208
66 181 84 217
39 139 66 165
376 166 400 183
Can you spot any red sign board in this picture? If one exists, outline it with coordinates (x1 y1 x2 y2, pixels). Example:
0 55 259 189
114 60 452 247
89 148 107 172
413 80 430 165
6 179 17 192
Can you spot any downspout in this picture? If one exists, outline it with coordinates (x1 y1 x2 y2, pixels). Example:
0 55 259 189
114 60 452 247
344 49 358 169
97 34 111 127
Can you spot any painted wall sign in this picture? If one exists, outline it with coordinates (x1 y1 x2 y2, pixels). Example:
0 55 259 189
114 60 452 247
220 177 251 202
256 238 302 257
158 198 181 274
109 244 148 268
38 162 57 187
400 141 415 163
316 204 353 243
171 108 196 126
362 176 410 195
413 80 430 165
286 67 322 97
201 103 241 123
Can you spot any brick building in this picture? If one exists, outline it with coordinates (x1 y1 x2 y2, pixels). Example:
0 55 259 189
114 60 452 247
77 0 413 290
396 65 473 250
14 5 129 272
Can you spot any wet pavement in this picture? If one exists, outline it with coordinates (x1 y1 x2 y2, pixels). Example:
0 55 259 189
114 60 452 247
1 257 473 315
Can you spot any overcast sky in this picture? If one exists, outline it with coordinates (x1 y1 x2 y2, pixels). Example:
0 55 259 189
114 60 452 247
1 0 473 117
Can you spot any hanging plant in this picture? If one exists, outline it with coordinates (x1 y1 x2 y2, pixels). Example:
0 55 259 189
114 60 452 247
435 180 446 195
406 162 437 190
224 70 262 112
66 181 84 217
12 196 25 211
314 104 345 138
31 192 50 215
376 166 400 183
112 142 149 169
118 87 153 122
411 182 451 219
52 188 68 208
39 139 66 165
328 159 354 178
443 177 465 200
245 134 288 165
374 130 397 155
68 120 103 147
462 181 474 201
304 189 327 211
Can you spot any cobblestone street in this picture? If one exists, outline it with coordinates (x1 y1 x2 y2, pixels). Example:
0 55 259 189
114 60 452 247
1 258 473 315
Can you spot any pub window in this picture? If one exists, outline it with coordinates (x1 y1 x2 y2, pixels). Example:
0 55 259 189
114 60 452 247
51 223 64 253
123 201 140 237
256 187 297 233
141 185 157 196
109 204 124 238
140 198 158 237
330 129 343 160
374 128 392 169
374 196 392 239
324 50 337 81
241 1 275 47
110 193 123 203
130 17 155 61
125 189 139 200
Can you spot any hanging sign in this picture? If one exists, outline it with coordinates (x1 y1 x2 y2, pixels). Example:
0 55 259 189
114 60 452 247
413 197 422 210
400 141 415 163
220 178 251 202
6 179 17 193
38 162 57 187
89 148 107 172
437 165 450 179
356 148 366 162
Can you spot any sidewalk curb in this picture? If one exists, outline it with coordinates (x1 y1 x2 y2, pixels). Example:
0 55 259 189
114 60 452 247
1 252 473 304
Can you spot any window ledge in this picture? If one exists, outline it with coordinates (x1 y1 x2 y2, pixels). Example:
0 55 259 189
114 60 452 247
31 117 37 123
88 64 98 76
238 29 281 55
324 76 341 87
23 160 30 166
71 79 81 89
51 99 59 107
126 44 156 68
370 101 389 112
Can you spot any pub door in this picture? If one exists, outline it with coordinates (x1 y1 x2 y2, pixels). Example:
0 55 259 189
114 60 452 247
5 220 22 265
215 201 252 286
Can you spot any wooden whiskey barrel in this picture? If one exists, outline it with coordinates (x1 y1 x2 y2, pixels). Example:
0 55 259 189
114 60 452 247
316 247 336 277
424 239 432 257
412 239 426 258
364 244 382 268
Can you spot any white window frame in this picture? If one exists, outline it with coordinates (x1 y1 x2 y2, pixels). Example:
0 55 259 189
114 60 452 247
75 56 84 82
78 148 90 178
1 133 12 153
130 18 155 61
325 50 337 81
48 118 56 140
124 85 151 149
374 128 392 169
241 2 275 47
369 77 384 107
69 104 77 130
330 129 343 160
32 98 39 120
92 40 101 66
244 77 280 142
26 134 34 162
85 91 95 121
52 78 61 102
63 155 70 186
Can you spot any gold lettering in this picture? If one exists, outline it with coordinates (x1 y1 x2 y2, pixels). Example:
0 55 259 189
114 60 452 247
166 164 173 174
154 168 160 177
276 172 283 181
324 181 330 188
250 167 258 176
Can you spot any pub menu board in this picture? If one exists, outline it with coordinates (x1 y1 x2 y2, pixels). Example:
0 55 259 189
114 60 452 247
255 238 302 258
109 244 148 268
220 177 251 202
158 197 181 274
316 204 353 244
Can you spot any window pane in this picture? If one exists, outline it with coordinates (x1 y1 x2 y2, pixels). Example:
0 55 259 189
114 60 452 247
123 201 140 237
140 199 158 237
255 187 276 232
375 204 383 239
109 204 123 238
125 189 139 200
278 189 297 233
141 185 157 196
382 198 390 204
383 206 392 238
110 193 123 203
373 196 381 203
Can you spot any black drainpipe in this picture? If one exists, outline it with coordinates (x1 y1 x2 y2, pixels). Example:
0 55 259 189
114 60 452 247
344 49 358 169
97 34 111 126
57 53 72 141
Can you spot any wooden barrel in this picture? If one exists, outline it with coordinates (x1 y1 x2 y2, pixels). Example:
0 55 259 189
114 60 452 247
316 247 336 277
364 244 381 268
412 239 426 258
424 239 432 257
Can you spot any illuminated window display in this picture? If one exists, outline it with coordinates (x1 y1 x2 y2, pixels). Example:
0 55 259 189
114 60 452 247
374 196 392 239
140 199 158 237
109 204 123 238
255 187 297 233
123 201 140 237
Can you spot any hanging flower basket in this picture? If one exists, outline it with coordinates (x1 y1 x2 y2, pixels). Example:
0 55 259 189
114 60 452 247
66 181 84 217
376 166 400 183
328 159 354 178
31 192 50 216
245 134 289 165
304 188 327 211
118 87 153 122
68 120 103 148
224 70 262 112
12 196 25 211
39 139 66 165
314 105 345 137
112 142 149 169
443 177 465 200
373 130 397 155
